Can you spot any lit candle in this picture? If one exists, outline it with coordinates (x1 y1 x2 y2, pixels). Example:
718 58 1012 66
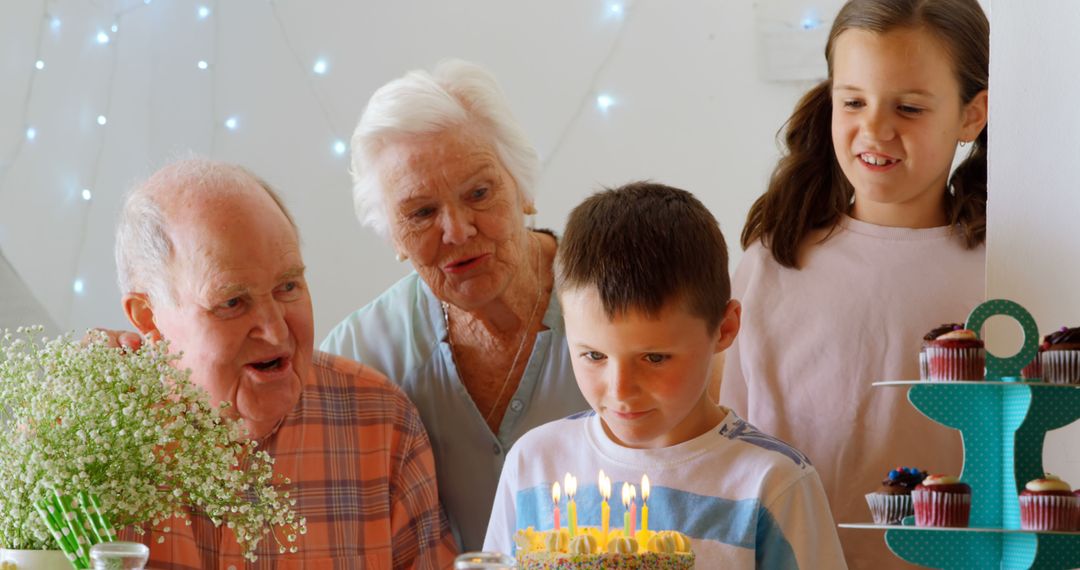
599 471 611 540
622 482 631 536
641 474 650 532
552 481 562 533
565 473 578 537
629 484 637 537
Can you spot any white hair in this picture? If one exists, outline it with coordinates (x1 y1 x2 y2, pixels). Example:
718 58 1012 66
115 157 297 304
349 59 540 238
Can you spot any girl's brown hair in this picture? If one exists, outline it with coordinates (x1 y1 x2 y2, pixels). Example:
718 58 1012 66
741 0 989 268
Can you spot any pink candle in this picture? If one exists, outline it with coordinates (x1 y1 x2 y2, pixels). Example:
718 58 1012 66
552 481 562 532
629 489 637 536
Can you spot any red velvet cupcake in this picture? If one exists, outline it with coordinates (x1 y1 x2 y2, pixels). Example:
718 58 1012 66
1019 475 1076 531
1021 339 1047 380
1074 490 1080 530
912 474 971 527
1040 326 1080 385
925 330 985 382
921 324 963 380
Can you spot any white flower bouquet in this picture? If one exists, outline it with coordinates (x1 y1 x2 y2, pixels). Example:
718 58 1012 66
0 328 305 566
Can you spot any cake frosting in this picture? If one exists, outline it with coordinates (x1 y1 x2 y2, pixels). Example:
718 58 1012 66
1023 474 1072 494
514 527 694 570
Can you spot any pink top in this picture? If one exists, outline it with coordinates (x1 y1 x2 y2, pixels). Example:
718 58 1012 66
720 216 985 568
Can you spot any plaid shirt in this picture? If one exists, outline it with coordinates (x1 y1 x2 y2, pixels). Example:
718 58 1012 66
122 351 457 569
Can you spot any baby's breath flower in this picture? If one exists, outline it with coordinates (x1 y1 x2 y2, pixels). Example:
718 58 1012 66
0 329 303 558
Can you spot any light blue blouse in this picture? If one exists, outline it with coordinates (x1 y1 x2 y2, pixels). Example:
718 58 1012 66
319 272 589 551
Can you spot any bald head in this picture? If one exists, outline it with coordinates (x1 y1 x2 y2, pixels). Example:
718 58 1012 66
115 158 298 304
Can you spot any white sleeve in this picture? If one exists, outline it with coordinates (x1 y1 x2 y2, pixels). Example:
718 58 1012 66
482 449 520 556
763 470 848 570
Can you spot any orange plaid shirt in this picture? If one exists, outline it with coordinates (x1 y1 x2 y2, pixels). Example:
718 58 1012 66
122 351 457 569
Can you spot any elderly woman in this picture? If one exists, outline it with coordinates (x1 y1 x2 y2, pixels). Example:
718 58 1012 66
319 60 588 551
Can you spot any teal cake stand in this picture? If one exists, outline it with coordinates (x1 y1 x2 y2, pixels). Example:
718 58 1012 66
841 299 1080 569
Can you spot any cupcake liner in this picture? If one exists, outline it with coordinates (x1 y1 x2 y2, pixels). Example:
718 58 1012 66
1019 494 1078 531
1040 350 1080 385
1021 354 1042 380
865 493 913 525
912 489 970 527
918 351 929 381
925 346 985 382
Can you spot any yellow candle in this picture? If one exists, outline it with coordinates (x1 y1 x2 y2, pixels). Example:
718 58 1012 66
622 482 631 536
599 471 611 539
565 473 578 537
641 474 650 532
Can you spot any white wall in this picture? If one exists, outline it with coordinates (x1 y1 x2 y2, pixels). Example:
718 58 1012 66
987 1 1080 483
0 0 834 340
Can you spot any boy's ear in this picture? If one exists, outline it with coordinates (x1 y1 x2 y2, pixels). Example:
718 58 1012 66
122 293 163 342
713 299 741 354
960 89 989 142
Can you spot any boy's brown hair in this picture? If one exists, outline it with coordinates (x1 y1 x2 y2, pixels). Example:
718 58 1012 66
557 181 730 332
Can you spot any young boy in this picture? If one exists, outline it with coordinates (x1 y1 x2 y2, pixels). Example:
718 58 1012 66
483 182 846 568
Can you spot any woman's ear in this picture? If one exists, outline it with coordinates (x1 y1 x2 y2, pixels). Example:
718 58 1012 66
122 293 162 342
713 299 742 354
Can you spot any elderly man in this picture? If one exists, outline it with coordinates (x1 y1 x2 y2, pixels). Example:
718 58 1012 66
114 158 457 569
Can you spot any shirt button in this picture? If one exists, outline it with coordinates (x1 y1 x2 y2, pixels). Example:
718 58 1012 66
493 443 502 455
510 399 524 412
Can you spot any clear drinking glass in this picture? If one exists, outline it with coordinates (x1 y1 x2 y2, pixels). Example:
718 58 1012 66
454 551 517 569
89 541 150 570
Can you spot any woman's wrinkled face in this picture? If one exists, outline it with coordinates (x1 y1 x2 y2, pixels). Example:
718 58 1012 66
377 126 532 310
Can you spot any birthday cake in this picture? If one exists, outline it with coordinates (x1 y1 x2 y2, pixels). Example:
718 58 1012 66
514 527 695 570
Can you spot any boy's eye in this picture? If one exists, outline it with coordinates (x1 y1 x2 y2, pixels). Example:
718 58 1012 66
643 353 669 364
898 105 924 115
583 351 606 362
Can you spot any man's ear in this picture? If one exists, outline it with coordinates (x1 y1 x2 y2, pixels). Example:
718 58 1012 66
122 293 162 342
713 299 742 354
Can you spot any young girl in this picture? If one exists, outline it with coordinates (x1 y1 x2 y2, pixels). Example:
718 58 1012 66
719 0 988 567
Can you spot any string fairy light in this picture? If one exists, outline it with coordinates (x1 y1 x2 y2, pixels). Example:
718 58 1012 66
0 3 50 194
539 0 638 172
62 0 154 325
267 2 348 158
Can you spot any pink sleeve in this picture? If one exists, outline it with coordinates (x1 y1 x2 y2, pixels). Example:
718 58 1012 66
719 248 756 416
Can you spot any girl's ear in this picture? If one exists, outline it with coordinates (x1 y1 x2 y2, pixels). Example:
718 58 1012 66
960 89 989 142
122 293 162 342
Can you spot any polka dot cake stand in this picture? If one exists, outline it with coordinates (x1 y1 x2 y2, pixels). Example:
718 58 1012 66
840 299 1080 569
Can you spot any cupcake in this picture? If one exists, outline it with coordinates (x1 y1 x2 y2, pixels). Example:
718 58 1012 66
1040 326 1080 385
1019 475 1077 531
866 467 927 524
920 324 963 380
1021 338 1048 380
912 474 971 527
1074 490 1080 530
925 329 985 381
